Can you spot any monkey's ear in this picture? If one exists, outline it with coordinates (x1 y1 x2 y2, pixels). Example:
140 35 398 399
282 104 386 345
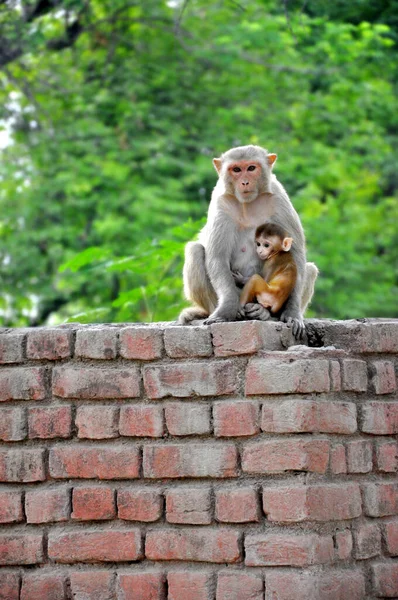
282 237 293 252
213 158 222 173
267 153 277 167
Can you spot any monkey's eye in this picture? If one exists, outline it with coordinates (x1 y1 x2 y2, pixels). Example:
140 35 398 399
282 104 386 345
232 167 241 173
264 243 270 248
247 165 256 171
256 242 261 247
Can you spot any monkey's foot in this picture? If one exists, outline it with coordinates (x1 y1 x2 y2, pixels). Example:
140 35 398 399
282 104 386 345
203 316 226 325
244 303 271 321
282 315 305 338
203 301 242 325
178 307 209 325
237 306 246 320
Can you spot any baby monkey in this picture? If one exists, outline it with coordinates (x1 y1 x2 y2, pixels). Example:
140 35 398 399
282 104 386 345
239 222 297 319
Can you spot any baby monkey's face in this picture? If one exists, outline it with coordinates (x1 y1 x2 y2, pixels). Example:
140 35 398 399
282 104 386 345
255 234 280 260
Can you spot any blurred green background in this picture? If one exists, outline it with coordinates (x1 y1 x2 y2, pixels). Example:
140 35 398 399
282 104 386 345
0 0 397 326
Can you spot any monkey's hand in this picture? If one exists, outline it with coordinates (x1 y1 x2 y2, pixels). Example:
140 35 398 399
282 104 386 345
280 309 305 338
203 298 241 325
232 271 249 287
244 303 271 321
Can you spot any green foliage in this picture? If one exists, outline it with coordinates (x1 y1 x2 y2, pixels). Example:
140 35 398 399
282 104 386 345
0 0 397 325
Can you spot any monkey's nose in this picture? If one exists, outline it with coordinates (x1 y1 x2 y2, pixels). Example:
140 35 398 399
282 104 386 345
242 181 249 186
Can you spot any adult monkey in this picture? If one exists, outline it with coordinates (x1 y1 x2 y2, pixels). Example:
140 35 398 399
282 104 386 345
179 145 318 337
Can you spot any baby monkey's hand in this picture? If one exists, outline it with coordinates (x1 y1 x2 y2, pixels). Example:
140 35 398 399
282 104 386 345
232 271 250 287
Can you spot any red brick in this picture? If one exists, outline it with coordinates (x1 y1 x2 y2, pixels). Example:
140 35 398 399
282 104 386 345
145 528 240 563
21 572 66 600
118 572 165 600
75 327 117 359
0 571 20 600
384 519 398 555
262 483 362 522
330 444 347 474
120 404 163 437
354 522 381 560
0 448 45 482
168 571 213 600
120 326 163 360
245 358 330 395
371 562 398 597
245 532 334 566
212 320 288 356
76 405 119 439
215 488 259 523
371 360 397 394
166 487 211 524
0 367 47 401
49 446 140 479
118 488 162 522
165 403 211 436
27 328 72 360
28 405 71 439
306 484 362 521
0 407 26 441
212 321 263 356
164 326 212 357
335 529 353 560
214 401 259 437
53 366 140 399
0 491 23 523
70 571 114 600
0 333 24 363
48 529 142 562
342 359 368 391
361 401 398 434
216 571 263 600
358 322 398 353
0 533 43 565
25 488 70 523
242 439 329 474
261 399 357 434
72 486 115 520
376 441 398 472
262 486 307 522
143 443 237 478
363 482 398 517
330 360 341 391
346 440 373 473
143 361 238 399
265 570 365 600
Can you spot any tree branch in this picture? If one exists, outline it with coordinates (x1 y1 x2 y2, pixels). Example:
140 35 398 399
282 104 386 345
46 20 83 51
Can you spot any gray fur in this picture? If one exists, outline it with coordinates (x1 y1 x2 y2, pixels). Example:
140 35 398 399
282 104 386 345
179 145 318 334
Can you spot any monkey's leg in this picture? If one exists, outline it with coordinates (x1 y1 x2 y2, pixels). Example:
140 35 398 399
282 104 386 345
240 275 266 306
241 275 272 322
301 262 319 313
178 242 218 324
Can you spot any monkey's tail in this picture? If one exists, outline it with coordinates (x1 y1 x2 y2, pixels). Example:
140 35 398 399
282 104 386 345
301 262 319 313
178 306 209 325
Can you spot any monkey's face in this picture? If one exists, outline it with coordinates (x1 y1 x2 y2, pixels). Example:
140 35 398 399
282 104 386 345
226 160 263 203
256 234 279 260
256 233 293 260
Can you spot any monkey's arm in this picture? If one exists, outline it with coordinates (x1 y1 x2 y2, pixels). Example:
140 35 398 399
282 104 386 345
280 276 304 337
203 214 242 324
232 271 251 288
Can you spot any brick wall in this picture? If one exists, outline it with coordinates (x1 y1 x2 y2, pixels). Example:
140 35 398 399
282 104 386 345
0 319 397 600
